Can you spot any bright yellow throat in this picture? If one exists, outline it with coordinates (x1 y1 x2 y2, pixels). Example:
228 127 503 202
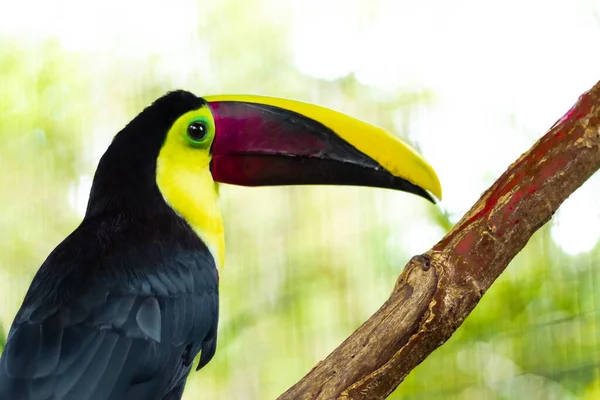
155 108 225 271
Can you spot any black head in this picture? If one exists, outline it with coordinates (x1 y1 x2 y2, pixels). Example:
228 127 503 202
85 91 205 218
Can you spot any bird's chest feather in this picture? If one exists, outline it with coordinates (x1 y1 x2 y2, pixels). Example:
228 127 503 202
156 158 225 272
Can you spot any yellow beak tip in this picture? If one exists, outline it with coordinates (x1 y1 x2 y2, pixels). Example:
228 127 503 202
432 182 443 201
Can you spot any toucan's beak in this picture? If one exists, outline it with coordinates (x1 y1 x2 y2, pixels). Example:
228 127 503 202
204 95 442 203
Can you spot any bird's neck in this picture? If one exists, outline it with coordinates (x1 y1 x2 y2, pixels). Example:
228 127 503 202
156 162 225 271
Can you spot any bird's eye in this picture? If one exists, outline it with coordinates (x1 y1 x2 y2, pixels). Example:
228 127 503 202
187 121 209 143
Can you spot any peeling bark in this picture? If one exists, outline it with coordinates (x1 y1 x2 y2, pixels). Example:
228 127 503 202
278 80 600 400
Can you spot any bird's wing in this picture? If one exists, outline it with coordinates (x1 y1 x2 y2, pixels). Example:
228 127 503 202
0 249 218 400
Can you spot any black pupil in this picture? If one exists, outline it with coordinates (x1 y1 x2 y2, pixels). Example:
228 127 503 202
188 122 207 141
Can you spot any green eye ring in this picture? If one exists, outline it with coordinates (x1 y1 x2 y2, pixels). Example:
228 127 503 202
186 118 213 147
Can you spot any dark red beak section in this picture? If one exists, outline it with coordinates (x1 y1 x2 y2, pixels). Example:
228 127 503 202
205 98 440 203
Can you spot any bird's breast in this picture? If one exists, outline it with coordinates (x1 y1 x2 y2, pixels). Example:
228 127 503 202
156 162 225 271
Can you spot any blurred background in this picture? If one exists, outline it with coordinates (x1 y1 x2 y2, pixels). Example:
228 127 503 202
2 0 600 398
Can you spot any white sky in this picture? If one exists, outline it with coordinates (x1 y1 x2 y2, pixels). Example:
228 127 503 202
290 0 600 255
3 0 600 255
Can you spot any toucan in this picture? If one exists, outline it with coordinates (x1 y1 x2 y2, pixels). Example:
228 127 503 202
0 91 442 400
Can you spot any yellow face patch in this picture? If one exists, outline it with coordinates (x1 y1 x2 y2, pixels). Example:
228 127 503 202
156 106 225 270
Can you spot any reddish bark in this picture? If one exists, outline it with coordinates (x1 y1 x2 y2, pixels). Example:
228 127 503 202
279 80 600 399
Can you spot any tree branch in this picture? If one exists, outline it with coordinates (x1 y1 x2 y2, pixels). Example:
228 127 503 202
279 80 600 400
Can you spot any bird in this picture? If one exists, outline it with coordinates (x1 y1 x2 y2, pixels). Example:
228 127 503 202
0 90 442 400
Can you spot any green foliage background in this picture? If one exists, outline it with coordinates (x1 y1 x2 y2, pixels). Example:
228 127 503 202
1 1 600 399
